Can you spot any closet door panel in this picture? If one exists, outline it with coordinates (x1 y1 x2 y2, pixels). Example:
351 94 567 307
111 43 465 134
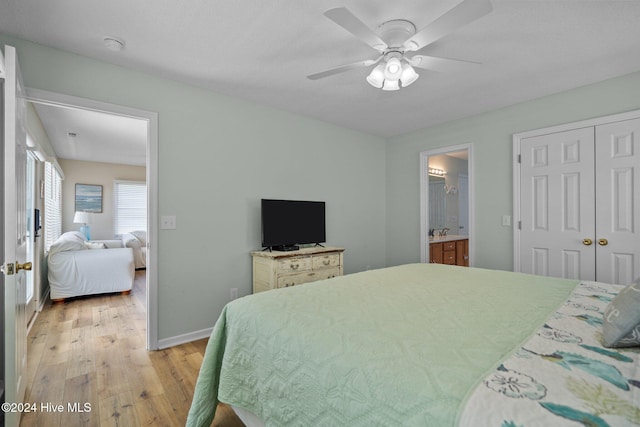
520 128 595 280
595 118 640 284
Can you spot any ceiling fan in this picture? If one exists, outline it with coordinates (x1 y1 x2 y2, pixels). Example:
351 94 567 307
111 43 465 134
307 0 493 91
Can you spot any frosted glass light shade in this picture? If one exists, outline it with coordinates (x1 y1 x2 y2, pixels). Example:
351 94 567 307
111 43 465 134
382 79 400 91
384 57 402 80
366 63 386 88
400 63 419 87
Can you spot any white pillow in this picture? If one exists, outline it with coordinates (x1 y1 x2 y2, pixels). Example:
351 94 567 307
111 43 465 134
84 241 107 249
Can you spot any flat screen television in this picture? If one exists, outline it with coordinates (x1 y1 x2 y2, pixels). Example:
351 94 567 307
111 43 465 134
261 199 326 251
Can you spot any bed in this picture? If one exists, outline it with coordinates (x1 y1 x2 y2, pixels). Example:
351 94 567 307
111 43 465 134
47 231 135 300
186 264 640 426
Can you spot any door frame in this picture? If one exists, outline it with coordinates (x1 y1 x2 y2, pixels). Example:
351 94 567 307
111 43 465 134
419 143 474 264
512 108 640 273
25 88 160 350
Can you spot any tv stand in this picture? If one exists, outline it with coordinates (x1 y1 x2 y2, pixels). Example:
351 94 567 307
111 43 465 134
251 246 345 293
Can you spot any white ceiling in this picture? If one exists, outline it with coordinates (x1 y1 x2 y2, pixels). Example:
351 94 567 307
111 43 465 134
32 103 147 166
3 0 640 149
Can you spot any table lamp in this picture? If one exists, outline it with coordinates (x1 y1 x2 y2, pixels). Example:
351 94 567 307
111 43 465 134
73 211 92 240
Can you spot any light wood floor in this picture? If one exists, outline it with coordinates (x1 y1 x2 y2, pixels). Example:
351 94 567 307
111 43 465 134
20 270 245 427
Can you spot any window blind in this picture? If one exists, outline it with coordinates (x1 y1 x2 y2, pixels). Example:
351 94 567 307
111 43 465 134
114 180 147 235
44 161 62 252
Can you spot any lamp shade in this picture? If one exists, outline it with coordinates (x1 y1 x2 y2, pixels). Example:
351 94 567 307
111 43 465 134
73 211 91 224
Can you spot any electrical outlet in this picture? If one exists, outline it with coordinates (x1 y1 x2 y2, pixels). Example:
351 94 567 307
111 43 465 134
230 288 238 300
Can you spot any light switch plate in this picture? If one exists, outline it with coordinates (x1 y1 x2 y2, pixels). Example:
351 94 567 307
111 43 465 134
160 215 177 229
502 215 511 227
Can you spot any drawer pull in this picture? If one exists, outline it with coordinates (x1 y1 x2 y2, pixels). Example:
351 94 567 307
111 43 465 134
323 259 331 265
290 263 299 270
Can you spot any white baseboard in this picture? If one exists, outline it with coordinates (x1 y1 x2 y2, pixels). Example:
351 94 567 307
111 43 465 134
156 327 213 350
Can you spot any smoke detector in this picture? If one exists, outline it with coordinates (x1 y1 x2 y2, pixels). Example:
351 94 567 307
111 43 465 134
103 36 125 52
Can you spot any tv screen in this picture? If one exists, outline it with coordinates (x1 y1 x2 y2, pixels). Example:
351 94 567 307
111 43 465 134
261 199 326 250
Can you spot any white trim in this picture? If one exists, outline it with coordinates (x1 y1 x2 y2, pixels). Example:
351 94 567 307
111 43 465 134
419 143 474 265
157 327 213 350
512 108 640 273
25 88 160 350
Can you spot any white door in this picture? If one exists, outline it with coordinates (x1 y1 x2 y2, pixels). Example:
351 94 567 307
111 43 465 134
1 44 29 427
595 118 640 284
518 118 640 284
520 127 596 279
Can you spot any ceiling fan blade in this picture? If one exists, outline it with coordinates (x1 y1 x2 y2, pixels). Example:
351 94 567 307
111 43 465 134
408 55 480 72
307 58 380 80
324 7 388 52
402 0 492 52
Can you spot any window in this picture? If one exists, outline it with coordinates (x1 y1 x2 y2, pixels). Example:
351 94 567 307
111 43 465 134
44 161 62 252
114 180 147 235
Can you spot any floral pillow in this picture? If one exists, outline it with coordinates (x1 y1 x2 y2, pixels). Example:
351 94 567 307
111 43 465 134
602 278 640 347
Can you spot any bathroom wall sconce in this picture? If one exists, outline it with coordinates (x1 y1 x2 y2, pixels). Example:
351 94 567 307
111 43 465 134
428 167 446 176
428 168 446 176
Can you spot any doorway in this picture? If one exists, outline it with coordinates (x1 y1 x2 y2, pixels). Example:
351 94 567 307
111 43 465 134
419 144 474 265
25 88 159 349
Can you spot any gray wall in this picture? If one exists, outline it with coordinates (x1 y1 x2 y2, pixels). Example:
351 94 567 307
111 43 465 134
1 35 387 341
386 70 640 270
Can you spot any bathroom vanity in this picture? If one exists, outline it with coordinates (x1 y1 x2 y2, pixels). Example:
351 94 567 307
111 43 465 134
429 235 469 266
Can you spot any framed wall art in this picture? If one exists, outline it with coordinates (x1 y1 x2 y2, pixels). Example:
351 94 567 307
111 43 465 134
75 183 103 213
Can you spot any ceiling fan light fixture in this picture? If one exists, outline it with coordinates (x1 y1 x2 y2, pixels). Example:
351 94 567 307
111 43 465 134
382 79 400 91
400 63 419 87
366 63 386 88
384 57 402 80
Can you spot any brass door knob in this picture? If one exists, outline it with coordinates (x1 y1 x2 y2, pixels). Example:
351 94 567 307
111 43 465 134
582 238 593 246
598 238 609 246
16 261 32 272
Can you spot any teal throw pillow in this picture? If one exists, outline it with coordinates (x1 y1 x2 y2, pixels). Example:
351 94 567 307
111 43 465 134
602 278 640 348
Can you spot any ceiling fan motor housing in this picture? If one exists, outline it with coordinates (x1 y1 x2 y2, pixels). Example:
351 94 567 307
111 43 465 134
376 19 417 51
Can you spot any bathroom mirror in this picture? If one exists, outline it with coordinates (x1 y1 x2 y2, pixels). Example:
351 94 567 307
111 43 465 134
420 144 473 265
428 176 446 230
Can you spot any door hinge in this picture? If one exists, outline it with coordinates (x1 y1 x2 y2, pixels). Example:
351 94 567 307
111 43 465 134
518 221 522 230
517 154 521 163
1 262 15 276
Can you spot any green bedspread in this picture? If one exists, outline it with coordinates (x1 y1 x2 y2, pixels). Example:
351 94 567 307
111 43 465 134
187 264 578 427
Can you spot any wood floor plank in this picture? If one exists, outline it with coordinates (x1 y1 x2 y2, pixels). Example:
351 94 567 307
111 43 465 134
99 391 140 427
61 373 100 427
21 271 246 427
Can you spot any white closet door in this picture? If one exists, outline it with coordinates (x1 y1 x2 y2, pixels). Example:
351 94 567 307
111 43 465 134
595 118 640 284
520 127 596 279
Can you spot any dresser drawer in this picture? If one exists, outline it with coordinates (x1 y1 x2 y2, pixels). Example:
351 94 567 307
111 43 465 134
315 267 341 281
277 271 318 288
312 253 341 270
277 257 312 273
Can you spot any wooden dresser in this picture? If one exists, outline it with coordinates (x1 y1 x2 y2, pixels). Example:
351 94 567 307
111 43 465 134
251 246 344 293
429 238 469 266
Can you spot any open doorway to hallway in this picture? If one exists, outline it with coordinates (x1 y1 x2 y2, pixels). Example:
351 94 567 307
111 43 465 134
25 88 158 350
